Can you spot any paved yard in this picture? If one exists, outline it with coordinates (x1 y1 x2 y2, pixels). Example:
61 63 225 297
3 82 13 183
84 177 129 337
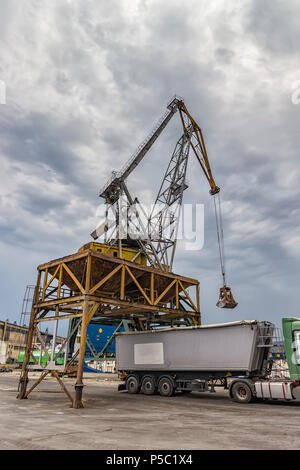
0 372 299 450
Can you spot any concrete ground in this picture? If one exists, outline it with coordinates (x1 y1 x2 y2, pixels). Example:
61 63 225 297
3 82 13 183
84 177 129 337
0 371 299 450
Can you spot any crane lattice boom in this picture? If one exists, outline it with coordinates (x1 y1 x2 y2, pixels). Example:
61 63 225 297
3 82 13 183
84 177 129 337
91 95 237 309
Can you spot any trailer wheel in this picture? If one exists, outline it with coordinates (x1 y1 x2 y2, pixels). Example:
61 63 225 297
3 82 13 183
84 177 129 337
126 375 140 394
141 376 156 395
230 381 253 404
158 377 175 397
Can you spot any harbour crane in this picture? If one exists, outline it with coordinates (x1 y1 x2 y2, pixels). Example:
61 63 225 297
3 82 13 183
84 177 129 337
91 95 237 309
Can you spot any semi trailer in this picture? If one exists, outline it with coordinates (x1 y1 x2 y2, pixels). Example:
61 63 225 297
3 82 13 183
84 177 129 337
116 318 300 403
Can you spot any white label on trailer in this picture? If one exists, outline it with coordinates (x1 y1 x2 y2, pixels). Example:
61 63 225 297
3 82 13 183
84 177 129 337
134 343 164 365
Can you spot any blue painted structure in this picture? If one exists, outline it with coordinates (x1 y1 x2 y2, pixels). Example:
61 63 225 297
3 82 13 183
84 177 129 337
270 340 286 360
85 323 125 359
83 362 102 373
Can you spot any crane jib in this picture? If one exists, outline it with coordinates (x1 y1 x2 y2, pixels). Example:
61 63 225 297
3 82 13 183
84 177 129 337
94 95 237 309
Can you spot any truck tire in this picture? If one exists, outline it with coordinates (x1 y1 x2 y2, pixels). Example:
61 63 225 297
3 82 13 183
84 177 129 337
158 376 175 397
230 381 253 404
126 375 140 394
141 376 156 395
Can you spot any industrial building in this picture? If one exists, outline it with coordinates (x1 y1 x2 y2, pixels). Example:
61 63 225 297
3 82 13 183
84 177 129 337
0 320 64 365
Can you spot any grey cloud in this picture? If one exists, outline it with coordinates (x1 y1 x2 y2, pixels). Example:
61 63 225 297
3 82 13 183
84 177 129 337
0 0 299 327
215 48 235 64
19 184 68 216
0 111 94 187
246 0 300 56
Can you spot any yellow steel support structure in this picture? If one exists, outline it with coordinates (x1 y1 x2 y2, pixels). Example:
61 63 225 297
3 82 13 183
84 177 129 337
17 248 200 408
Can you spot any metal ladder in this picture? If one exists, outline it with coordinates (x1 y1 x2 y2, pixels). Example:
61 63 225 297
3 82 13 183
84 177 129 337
256 323 275 348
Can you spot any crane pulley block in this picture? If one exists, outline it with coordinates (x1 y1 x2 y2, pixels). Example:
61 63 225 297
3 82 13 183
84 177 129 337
216 286 238 309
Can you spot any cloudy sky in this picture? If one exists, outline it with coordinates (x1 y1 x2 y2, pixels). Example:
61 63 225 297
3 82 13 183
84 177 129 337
0 0 300 328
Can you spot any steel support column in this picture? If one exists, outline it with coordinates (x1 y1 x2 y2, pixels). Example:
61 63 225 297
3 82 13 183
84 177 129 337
73 299 89 408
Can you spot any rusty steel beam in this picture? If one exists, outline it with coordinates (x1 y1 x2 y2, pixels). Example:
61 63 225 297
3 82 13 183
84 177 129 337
17 248 201 408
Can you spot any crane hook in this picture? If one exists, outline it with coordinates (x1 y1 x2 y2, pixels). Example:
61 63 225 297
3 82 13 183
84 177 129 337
213 193 238 309
216 286 238 309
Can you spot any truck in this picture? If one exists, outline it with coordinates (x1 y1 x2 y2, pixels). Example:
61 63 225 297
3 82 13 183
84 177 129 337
116 318 300 403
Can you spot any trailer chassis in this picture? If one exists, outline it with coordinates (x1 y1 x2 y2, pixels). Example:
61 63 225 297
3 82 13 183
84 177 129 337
118 370 300 404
